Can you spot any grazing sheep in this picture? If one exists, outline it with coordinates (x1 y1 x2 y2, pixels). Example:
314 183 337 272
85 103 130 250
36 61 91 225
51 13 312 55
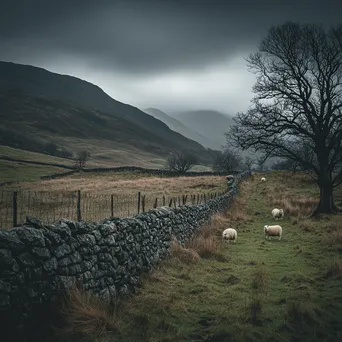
271 208 284 220
261 177 266 182
222 228 237 243
264 225 282 240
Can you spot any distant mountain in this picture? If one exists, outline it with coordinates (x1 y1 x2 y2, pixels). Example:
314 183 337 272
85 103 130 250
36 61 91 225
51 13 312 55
0 61 215 165
171 110 234 148
143 108 221 150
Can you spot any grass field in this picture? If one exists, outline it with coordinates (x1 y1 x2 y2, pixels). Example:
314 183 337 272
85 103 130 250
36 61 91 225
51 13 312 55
0 144 212 184
2 171 227 195
0 172 228 228
56 171 342 342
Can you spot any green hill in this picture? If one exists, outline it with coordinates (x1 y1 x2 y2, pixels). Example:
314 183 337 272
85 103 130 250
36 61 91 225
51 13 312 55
0 61 214 165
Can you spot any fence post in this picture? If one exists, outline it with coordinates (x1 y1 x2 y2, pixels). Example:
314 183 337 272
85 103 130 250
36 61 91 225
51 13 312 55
169 198 173 207
111 194 114 217
163 195 165 206
77 190 82 221
153 197 158 208
204 193 206 203
12 191 18 227
197 194 200 204
137 191 141 214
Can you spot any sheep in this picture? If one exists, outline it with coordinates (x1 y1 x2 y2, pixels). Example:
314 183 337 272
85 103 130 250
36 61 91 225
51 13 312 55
222 228 237 243
271 208 284 220
264 225 282 240
261 177 266 182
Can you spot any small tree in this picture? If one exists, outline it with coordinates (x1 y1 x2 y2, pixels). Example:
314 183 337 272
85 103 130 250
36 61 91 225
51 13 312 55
167 150 197 174
213 147 242 173
75 150 90 169
244 156 255 171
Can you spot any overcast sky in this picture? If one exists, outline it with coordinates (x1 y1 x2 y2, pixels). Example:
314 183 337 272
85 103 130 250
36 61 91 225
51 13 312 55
1 0 341 115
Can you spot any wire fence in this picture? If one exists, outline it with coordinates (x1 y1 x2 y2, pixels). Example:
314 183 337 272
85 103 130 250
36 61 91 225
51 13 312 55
0 190 226 229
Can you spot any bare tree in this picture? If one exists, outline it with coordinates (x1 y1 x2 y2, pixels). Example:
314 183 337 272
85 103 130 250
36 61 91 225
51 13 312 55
75 150 90 169
228 22 342 214
244 156 255 171
167 150 197 174
213 147 242 173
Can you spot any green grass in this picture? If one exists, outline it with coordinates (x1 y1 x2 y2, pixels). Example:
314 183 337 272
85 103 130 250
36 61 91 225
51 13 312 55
0 145 73 183
0 145 74 165
55 172 342 342
0 159 68 183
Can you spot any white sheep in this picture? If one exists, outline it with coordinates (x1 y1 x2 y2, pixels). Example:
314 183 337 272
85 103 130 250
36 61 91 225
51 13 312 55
264 225 282 240
261 177 266 182
271 208 284 220
222 228 237 243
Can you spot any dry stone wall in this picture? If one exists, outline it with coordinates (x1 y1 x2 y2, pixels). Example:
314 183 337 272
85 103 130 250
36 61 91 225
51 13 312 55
0 170 250 341
40 166 237 180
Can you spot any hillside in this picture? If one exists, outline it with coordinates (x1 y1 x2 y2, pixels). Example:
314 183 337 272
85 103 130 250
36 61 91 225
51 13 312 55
172 110 235 148
143 108 221 150
0 61 214 165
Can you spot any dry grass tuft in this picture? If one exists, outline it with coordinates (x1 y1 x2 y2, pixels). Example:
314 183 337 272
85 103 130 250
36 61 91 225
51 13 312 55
185 221 228 261
225 182 251 223
59 285 117 338
188 235 223 260
170 241 200 264
210 214 232 236
268 193 318 217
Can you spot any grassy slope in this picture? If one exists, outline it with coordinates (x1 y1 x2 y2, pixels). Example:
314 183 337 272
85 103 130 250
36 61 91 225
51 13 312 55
0 62 216 165
0 159 69 183
0 145 73 183
0 145 211 184
0 145 74 165
62 172 342 342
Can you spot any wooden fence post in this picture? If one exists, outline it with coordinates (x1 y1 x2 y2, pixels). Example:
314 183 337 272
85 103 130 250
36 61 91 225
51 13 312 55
12 191 17 227
163 195 165 206
77 190 82 221
153 197 158 208
111 194 114 217
169 198 173 207
197 194 200 204
137 191 141 214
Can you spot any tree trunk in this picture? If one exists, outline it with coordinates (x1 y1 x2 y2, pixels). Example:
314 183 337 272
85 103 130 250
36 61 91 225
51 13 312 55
312 178 337 215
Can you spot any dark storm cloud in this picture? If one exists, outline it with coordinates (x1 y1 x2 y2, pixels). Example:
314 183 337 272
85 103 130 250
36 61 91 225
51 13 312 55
1 0 341 75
